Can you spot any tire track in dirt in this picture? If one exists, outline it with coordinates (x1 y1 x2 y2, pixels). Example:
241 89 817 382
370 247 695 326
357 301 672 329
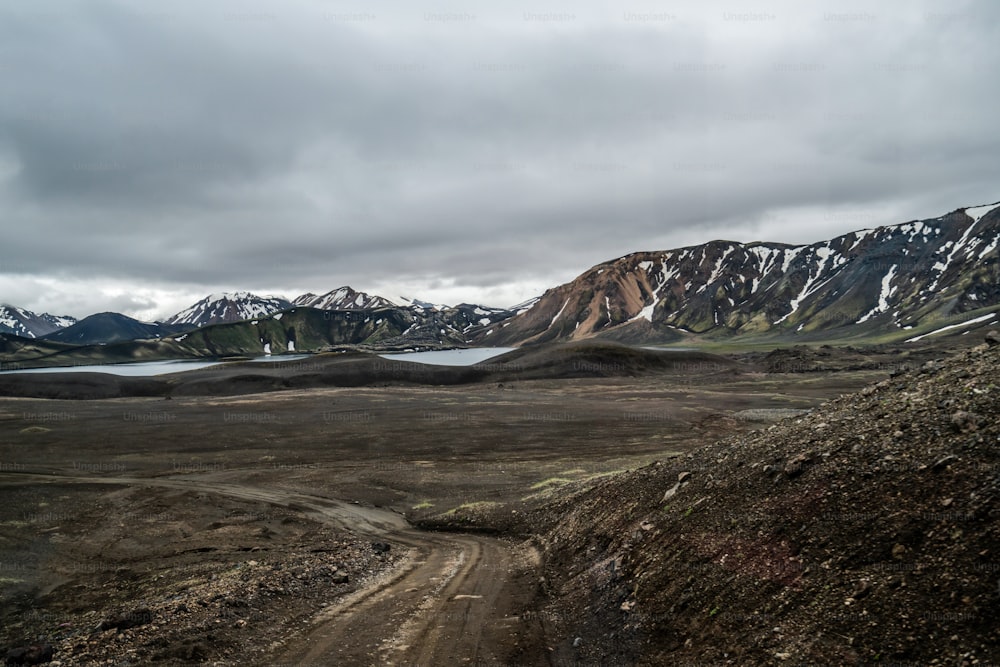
0 472 545 666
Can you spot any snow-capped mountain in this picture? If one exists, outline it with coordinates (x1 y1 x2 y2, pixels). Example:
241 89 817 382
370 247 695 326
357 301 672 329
397 296 451 311
0 305 77 338
482 202 1000 345
293 287 396 310
164 292 294 328
8 198 998 351
435 303 523 337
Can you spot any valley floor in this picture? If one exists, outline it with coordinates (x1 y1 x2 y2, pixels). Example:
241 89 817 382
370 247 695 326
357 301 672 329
0 341 979 664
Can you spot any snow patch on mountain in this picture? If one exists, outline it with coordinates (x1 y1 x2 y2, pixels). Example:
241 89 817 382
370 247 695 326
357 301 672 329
905 312 997 342
550 298 570 328
165 292 292 327
775 245 834 324
513 297 540 314
928 220 980 292
857 265 899 324
631 302 656 323
294 287 395 311
978 236 999 259
964 202 1000 223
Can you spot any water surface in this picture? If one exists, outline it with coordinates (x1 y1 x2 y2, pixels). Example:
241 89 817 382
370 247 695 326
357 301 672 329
377 347 515 366
0 360 226 376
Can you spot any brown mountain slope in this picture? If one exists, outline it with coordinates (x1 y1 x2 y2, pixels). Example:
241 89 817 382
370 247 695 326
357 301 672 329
531 332 1000 665
482 203 1000 346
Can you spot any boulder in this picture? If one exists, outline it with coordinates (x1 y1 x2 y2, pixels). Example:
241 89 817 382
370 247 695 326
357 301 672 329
97 607 153 633
4 643 54 665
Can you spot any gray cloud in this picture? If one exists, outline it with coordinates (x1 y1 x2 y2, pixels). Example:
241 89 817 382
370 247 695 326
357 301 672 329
1 0 998 319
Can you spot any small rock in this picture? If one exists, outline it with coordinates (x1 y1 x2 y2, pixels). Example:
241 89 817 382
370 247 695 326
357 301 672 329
331 571 349 584
892 543 906 559
573 637 583 648
851 579 873 599
96 608 153 633
951 411 982 433
985 330 1000 346
662 482 681 501
784 453 811 478
931 454 959 472
677 471 692 484
5 643 54 665
372 542 391 554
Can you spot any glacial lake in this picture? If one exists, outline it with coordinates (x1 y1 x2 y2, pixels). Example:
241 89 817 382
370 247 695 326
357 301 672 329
0 359 227 376
377 347 516 366
0 354 314 376
0 349 516 375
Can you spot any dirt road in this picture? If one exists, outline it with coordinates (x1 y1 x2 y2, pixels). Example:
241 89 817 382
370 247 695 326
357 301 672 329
1 472 545 666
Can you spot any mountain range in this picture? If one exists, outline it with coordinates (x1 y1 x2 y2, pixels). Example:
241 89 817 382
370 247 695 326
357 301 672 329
42 313 190 346
485 201 1000 346
0 305 77 339
2 200 998 357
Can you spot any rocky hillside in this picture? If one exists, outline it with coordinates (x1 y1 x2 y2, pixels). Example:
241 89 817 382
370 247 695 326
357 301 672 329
0 305 76 338
163 305 470 355
433 303 522 339
531 331 1000 665
484 202 1000 346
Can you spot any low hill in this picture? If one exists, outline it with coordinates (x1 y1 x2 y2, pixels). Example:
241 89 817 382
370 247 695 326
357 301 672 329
0 334 78 366
41 312 187 345
484 341 738 382
0 341 740 400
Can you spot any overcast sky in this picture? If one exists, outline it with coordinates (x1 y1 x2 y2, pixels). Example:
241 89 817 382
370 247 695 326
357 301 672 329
1 0 998 320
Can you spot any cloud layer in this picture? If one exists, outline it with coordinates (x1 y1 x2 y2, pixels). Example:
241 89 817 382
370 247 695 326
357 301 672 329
1 0 998 319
